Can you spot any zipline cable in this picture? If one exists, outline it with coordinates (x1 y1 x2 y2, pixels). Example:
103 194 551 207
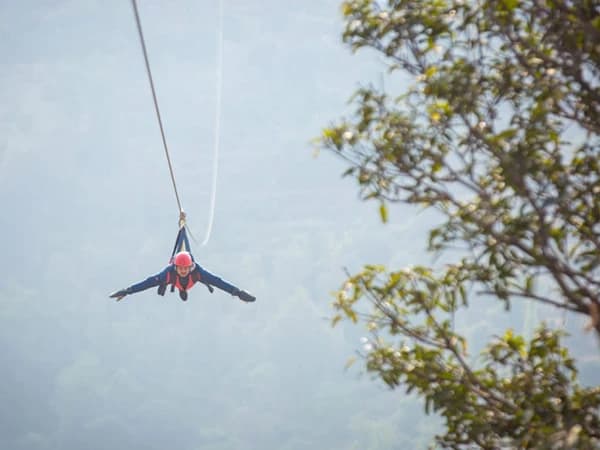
200 0 224 247
130 0 183 214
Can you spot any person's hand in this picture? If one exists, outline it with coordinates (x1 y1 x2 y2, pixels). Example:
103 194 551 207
235 289 256 303
109 289 129 301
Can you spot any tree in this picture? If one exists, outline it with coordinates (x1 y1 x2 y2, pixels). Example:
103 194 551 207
318 1 600 448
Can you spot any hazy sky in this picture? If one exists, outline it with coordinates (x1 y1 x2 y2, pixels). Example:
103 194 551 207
0 2 437 449
1 0 403 268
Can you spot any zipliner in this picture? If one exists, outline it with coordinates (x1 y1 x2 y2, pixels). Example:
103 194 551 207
109 250 255 302
109 219 255 303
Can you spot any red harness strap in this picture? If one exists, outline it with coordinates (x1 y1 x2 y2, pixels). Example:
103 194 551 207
166 267 200 291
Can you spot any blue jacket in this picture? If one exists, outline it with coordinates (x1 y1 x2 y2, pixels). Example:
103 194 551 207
126 262 240 296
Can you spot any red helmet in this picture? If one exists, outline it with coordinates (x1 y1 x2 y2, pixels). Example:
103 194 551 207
174 251 193 267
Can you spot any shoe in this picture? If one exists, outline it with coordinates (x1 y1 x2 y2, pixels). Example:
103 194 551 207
109 289 128 302
179 290 188 301
236 289 256 303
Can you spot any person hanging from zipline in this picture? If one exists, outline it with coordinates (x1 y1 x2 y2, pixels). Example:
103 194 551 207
115 5 252 304
109 213 256 303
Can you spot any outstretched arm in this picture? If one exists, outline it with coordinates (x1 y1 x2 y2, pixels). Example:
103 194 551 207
110 267 170 301
195 266 256 302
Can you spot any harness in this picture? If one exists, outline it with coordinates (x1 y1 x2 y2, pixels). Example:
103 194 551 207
156 265 214 297
156 215 215 298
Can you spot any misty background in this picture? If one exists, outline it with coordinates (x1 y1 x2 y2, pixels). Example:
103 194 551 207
1 1 598 449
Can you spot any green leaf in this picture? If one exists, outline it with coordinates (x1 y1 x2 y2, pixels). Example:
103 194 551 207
331 315 342 327
344 357 357 370
379 203 388 223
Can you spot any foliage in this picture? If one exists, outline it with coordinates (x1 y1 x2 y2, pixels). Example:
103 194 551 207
320 0 600 448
